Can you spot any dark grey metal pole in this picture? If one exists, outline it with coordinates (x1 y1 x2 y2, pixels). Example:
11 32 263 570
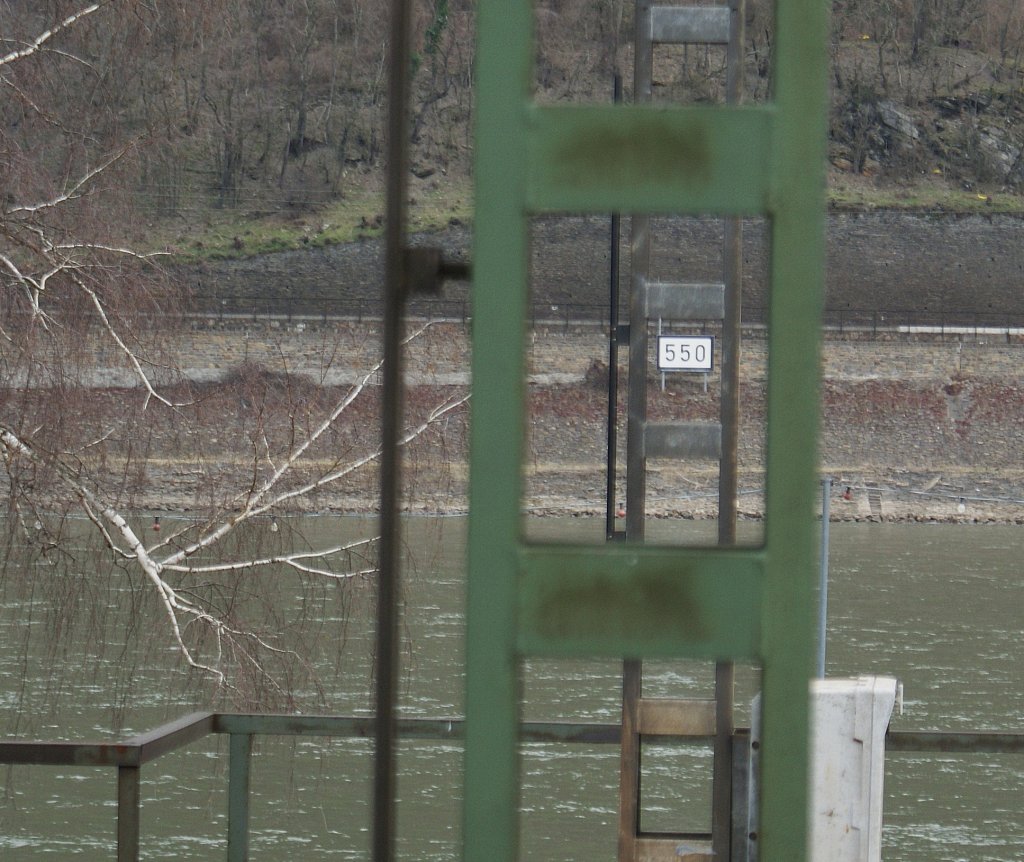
713 3 745 859
620 6 653 857
606 73 623 542
817 477 832 679
376 0 411 857
227 733 253 862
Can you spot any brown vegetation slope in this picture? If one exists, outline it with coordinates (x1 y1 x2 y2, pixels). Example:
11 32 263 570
2 1 1022 249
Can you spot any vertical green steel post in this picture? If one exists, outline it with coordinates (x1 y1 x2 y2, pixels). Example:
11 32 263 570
759 1 830 859
463 1 532 861
714 3 747 856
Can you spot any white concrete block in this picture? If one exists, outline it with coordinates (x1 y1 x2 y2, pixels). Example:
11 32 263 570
809 676 900 862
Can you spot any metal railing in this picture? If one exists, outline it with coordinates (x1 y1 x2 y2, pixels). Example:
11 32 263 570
822 307 1024 338
6 298 1024 338
188 297 1024 336
1 712 1020 861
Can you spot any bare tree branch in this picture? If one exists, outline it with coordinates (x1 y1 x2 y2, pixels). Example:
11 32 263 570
0 1 472 705
0 3 108 69
70 272 177 409
5 145 136 216
161 537 377 577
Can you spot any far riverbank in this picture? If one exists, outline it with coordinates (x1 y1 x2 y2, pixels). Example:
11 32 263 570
123 321 1024 524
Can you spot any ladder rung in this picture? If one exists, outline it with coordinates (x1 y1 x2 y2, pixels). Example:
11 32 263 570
644 281 724 320
638 698 716 736
650 6 730 45
636 836 714 862
644 422 722 460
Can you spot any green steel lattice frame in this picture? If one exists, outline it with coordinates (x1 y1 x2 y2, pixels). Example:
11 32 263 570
464 1 829 860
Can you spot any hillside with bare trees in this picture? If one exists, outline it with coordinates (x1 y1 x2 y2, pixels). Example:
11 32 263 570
2 1 1022 257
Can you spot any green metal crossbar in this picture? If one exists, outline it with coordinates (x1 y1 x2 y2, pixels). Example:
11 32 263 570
465 1 829 860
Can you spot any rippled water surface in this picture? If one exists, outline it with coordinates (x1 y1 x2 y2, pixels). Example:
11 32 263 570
1 518 1021 860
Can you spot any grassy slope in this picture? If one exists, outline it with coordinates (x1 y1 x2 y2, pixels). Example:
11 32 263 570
157 173 473 264
158 172 1024 265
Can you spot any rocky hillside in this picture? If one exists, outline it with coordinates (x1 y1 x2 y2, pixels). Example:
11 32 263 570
827 39 1024 194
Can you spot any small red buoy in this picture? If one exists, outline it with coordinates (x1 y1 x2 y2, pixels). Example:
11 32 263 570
842 487 852 502
152 516 161 532
616 506 626 518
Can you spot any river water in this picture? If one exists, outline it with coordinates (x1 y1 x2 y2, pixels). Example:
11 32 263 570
1 517 1021 860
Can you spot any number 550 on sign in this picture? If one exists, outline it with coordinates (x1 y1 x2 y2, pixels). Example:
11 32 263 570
657 335 714 372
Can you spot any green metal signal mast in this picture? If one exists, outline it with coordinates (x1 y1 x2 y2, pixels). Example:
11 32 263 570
463 2 829 862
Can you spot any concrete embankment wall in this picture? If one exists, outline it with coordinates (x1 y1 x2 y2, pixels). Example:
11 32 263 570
48 317 1024 386
17 319 1021 519
48 318 1024 388
527 324 1024 383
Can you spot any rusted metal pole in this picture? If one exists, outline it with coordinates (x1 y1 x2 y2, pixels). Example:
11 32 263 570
117 765 141 862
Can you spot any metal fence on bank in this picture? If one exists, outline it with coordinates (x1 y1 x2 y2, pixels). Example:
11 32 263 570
6 297 1022 339
191 296 1024 339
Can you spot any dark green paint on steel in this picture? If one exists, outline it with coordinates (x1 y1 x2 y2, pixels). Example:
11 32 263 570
527 105 773 214
517 544 763 658
551 115 709 191
538 566 706 639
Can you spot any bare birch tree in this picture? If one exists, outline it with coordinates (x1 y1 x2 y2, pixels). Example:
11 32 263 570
0 2 468 706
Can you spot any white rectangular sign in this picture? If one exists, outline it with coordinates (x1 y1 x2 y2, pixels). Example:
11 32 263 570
657 335 714 372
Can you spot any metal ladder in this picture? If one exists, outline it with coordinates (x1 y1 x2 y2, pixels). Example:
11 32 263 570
619 4 745 860
464 1 829 861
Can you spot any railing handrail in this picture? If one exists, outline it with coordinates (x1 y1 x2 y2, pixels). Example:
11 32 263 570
4 711 1022 759
7 299 1024 334
2 712 1020 861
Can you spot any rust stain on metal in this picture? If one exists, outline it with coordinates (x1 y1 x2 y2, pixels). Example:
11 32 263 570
553 118 710 190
